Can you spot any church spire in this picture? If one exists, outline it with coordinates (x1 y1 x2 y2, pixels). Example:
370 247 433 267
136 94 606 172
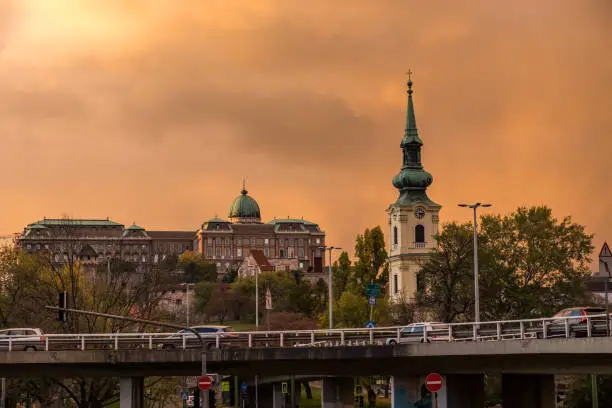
402 72 423 146
392 75 438 206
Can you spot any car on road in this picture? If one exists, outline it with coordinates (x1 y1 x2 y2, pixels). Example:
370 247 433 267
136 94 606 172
386 322 451 345
160 325 237 350
539 307 607 338
0 328 46 351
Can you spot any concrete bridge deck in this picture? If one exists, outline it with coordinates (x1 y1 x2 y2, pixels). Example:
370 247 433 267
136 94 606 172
1 337 611 377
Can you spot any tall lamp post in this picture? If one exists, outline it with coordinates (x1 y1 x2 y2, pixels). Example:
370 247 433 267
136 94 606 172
458 202 492 324
603 260 610 337
320 245 342 329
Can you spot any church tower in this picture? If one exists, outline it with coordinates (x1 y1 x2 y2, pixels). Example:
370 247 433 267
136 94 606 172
387 77 441 302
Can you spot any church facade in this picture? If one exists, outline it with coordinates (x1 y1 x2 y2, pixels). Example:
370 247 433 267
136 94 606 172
387 79 441 301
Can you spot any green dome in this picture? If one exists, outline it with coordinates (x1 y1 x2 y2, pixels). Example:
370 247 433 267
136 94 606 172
229 189 261 222
392 167 433 191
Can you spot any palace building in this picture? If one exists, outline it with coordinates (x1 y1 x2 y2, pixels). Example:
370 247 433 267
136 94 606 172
387 79 441 301
16 185 326 275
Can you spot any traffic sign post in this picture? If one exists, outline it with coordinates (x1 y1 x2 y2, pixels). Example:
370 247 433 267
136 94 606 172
365 321 376 329
366 284 381 297
367 295 377 306
198 376 213 391
425 373 443 393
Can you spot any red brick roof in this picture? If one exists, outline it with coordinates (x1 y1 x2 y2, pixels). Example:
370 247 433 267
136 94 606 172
250 249 274 271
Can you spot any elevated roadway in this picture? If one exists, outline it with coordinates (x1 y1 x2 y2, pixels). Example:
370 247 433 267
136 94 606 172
1 337 612 378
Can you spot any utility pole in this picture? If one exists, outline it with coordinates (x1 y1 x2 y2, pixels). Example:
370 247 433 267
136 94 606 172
320 246 341 329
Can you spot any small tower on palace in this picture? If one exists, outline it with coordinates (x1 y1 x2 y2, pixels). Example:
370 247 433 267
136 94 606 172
387 74 441 302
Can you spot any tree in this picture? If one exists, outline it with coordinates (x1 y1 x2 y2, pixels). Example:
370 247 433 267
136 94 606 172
332 251 351 301
0 238 178 407
415 222 475 322
177 250 217 283
323 291 391 328
353 226 388 291
564 375 612 408
416 206 594 323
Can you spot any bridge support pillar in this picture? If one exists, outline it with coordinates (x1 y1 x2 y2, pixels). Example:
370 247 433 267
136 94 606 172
445 374 484 408
120 377 144 408
321 377 354 408
502 374 555 408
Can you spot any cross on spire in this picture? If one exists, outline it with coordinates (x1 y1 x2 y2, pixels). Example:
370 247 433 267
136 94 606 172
405 69 413 81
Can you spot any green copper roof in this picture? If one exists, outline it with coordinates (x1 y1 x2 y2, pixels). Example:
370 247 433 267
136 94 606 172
126 223 145 231
228 188 261 220
28 218 123 227
206 217 229 223
266 218 318 226
28 224 48 230
392 79 439 207
401 80 423 146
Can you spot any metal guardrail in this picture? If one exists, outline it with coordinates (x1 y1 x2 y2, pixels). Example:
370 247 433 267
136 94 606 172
0 313 610 352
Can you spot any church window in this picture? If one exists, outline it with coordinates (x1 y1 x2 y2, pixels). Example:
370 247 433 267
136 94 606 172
394 274 398 294
415 225 425 243
393 226 398 245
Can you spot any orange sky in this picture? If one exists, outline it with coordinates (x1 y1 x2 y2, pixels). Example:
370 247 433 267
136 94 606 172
1 1 611 268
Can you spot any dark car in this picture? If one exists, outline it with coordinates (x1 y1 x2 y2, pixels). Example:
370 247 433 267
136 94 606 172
541 307 607 338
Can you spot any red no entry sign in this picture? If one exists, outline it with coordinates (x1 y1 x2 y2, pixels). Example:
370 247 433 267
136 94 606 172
425 373 443 393
198 376 213 391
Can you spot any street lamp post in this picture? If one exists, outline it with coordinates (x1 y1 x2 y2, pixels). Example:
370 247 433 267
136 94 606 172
255 267 259 330
458 202 492 324
603 261 610 337
320 246 341 330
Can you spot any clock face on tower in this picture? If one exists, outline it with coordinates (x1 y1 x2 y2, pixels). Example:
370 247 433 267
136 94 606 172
415 207 425 219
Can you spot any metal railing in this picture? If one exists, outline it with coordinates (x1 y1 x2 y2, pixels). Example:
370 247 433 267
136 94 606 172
0 313 610 352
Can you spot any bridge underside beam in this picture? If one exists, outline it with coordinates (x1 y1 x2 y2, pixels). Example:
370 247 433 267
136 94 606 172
120 377 144 408
502 374 555 408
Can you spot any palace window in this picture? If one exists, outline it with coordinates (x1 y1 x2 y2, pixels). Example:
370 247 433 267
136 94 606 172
280 249 285 258
216 247 222 258
394 274 399 294
299 248 304 258
225 248 230 258
264 238 269 245
207 247 213 257
237 248 242 257
279 238 284 246
250 237 255 246
264 247 269 257
215 237 222 245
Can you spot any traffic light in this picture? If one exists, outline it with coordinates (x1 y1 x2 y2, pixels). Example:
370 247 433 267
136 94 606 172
58 291 67 322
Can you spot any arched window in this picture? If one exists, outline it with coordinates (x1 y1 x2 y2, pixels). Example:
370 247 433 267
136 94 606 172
415 225 425 243
393 226 398 245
